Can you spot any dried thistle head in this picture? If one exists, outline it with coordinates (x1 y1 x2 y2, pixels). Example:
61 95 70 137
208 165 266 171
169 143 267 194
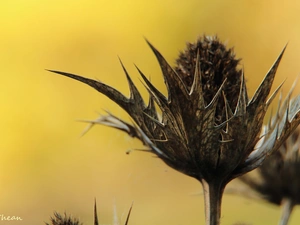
50 35 300 224
49 35 300 183
239 126 300 224
46 201 133 225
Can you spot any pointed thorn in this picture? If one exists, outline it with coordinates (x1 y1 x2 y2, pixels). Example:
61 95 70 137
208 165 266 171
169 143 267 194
48 69 130 112
144 39 189 101
118 59 144 104
94 198 99 225
142 111 164 127
249 44 287 105
190 49 201 95
124 202 134 225
285 100 291 123
206 78 227 109
266 80 285 107
234 70 247 115
136 65 168 110
190 49 205 109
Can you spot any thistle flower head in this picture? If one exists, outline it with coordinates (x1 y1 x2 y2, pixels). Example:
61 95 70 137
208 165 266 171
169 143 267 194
49 35 300 184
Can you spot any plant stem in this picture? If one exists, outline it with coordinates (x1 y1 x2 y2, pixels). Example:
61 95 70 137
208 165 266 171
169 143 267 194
278 197 294 225
201 179 225 225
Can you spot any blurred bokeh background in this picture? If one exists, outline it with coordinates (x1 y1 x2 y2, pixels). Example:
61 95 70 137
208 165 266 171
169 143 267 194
1 0 300 224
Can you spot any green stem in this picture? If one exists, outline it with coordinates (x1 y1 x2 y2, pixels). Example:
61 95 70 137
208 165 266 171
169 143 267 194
201 179 225 225
278 197 294 225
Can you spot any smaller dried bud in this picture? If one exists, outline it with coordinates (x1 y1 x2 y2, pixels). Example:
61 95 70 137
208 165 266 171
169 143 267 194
45 212 82 225
240 126 300 205
240 126 300 225
45 201 133 225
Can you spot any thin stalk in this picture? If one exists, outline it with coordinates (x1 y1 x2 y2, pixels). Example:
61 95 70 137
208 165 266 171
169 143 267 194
201 179 225 225
278 197 294 225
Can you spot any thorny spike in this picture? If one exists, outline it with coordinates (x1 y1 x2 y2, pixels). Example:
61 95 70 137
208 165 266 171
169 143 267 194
243 46 287 154
145 94 158 119
135 66 168 105
190 49 201 94
47 70 130 110
280 76 299 112
271 91 284 127
190 49 205 109
215 117 234 132
266 80 285 108
144 40 190 141
241 68 249 104
285 98 291 124
268 108 274 128
234 70 247 116
79 120 96 137
118 58 145 105
139 75 169 115
142 111 164 127
137 67 184 137
276 98 300 145
206 78 227 110
249 45 286 106
222 92 234 132
147 94 155 110
145 39 189 101
140 80 181 134
94 199 99 225
124 202 133 225
289 95 300 121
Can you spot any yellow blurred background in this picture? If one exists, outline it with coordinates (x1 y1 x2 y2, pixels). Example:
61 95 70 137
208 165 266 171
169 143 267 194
1 0 300 224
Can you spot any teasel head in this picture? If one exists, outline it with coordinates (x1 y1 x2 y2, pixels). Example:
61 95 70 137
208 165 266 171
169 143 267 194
49 35 300 225
239 125 300 225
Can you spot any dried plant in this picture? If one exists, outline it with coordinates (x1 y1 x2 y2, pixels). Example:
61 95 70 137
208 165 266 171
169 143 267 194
239 126 300 225
49 36 300 225
46 201 133 225
45 212 82 225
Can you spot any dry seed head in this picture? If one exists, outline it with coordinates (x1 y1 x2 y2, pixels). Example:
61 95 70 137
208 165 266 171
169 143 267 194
49 35 300 188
